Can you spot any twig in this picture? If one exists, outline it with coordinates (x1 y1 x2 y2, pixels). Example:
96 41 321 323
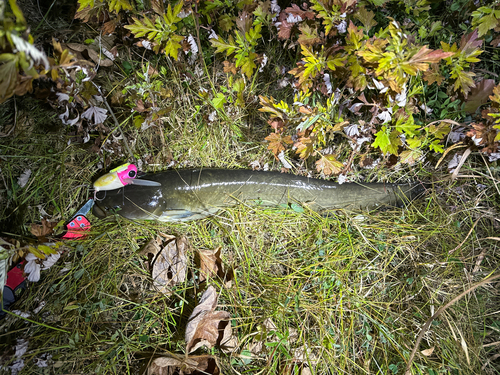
451 147 472 180
404 273 500 375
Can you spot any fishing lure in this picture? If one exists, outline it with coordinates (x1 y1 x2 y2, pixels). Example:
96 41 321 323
93 163 161 192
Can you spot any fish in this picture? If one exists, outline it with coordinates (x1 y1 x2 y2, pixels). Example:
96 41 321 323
92 169 429 222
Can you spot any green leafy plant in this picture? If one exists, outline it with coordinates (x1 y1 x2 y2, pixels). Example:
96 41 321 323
211 11 263 78
124 1 185 59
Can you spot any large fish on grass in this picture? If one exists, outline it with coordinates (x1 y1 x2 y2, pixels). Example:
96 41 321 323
92 169 429 222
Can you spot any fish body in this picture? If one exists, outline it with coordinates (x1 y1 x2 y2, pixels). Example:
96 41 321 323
92 169 427 222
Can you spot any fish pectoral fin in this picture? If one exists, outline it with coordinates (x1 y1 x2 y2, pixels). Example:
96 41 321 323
157 207 220 222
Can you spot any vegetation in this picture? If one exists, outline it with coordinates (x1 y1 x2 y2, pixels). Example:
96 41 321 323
0 0 499 374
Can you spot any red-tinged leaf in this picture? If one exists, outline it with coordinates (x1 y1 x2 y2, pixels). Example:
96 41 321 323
460 29 483 55
464 79 496 113
278 19 293 40
284 4 315 20
410 46 455 66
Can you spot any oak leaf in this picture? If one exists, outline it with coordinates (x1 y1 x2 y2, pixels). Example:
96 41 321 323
284 4 315 20
185 286 232 353
30 219 58 240
265 132 293 156
223 60 237 75
196 247 233 286
278 20 293 40
423 63 444 86
354 7 377 31
147 355 220 375
142 234 188 295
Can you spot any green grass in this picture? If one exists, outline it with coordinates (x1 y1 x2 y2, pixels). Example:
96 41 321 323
0 144 499 374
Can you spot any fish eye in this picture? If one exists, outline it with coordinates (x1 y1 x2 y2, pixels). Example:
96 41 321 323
128 170 136 178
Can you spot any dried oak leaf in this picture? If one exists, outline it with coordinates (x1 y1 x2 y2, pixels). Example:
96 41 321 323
277 11 293 40
185 286 232 353
265 132 293 157
284 4 315 20
30 219 58 239
196 247 233 286
101 20 116 35
223 60 237 75
315 154 343 176
147 355 220 375
141 234 188 295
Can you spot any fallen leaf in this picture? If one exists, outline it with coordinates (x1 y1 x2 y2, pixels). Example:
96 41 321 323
147 354 220 375
399 149 422 165
142 235 188 295
223 60 236 75
185 286 232 353
464 79 495 113
101 20 116 35
284 4 315 20
196 247 233 286
30 219 57 239
421 347 435 356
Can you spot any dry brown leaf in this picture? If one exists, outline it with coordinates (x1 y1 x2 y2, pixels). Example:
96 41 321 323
197 248 222 283
142 235 188 295
30 219 57 239
420 347 435 356
147 354 220 375
185 286 232 353
223 61 237 75
101 20 116 35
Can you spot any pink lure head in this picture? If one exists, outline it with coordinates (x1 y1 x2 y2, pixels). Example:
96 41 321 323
116 164 138 186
